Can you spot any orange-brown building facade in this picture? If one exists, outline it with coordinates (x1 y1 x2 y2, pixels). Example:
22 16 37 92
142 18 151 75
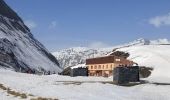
86 56 134 77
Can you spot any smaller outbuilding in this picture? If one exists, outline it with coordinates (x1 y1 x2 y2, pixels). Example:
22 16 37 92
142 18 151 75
113 66 140 84
60 64 88 77
70 67 88 77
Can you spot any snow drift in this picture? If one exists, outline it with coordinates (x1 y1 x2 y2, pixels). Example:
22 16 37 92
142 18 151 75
118 45 170 83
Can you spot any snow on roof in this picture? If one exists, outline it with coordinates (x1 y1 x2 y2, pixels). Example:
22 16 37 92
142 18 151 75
71 64 86 69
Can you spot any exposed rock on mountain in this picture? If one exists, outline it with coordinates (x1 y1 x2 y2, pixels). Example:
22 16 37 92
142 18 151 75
53 47 112 69
0 0 62 73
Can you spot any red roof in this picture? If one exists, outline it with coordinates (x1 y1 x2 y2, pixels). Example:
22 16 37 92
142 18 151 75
86 55 134 65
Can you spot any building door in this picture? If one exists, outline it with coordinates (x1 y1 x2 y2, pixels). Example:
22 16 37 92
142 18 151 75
109 71 113 76
96 71 102 76
103 71 109 77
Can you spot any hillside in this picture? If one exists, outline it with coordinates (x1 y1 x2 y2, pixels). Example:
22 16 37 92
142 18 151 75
0 0 62 73
53 38 170 82
53 38 170 69
118 45 170 83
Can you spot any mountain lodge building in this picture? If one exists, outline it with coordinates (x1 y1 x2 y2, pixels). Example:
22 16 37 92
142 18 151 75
86 55 134 77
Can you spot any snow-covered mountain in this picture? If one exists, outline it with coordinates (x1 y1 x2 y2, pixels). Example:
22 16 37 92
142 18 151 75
0 0 62 73
52 47 113 69
53 38 170 69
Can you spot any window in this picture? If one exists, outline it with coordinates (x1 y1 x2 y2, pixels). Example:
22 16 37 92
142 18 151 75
103 65 104 69
110 64 112 69
98 65 101 69
106 65 108 69
94 65 97 69
116 59 121 62
91 66 93 69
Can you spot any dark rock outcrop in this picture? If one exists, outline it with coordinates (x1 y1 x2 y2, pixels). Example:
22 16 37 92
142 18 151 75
139 66 153 78
110 51 130 59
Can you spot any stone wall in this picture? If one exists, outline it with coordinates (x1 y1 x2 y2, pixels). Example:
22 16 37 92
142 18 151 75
113 66 140 84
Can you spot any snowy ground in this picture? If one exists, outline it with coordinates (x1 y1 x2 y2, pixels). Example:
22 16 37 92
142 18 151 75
0 69 170 100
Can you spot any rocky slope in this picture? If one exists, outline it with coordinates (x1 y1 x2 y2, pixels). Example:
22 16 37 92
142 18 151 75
0 0 62 73
53 47 112 68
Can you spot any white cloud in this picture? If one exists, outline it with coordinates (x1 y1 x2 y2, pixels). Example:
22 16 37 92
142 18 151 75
149 12 170 27
24 20 37 29
88 41 110 48
49 21 57 29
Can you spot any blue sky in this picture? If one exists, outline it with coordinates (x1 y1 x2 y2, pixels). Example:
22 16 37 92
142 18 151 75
5 0 170 51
